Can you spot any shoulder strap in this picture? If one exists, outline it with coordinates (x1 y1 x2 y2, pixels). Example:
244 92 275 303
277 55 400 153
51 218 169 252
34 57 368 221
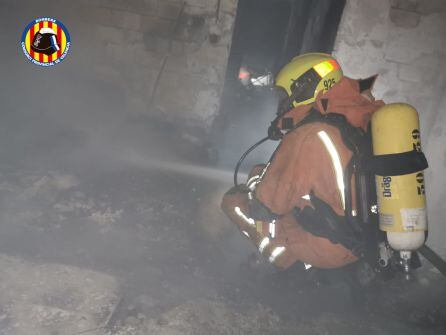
288 108 367 155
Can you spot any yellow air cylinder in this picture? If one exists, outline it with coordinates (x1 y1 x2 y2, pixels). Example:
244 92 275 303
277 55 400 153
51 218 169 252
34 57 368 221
371 103 427 252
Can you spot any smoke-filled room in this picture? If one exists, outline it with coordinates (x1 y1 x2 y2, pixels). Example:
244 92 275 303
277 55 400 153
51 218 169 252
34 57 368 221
0 0 445 334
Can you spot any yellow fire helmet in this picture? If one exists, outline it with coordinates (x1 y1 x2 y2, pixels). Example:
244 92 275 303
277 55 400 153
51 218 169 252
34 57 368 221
275 53 343 110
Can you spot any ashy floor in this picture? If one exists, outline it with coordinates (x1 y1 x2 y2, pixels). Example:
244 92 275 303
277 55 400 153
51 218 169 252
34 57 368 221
0 162 445 335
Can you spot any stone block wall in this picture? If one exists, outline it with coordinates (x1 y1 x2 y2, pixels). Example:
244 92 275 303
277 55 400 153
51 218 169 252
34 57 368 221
54 0 238 132
333 0 446 248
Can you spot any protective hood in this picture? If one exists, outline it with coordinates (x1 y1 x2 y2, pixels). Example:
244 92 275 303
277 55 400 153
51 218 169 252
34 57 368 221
279 76 384 131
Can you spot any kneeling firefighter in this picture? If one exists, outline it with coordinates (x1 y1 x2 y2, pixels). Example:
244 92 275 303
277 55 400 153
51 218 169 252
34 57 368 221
221 53 432 273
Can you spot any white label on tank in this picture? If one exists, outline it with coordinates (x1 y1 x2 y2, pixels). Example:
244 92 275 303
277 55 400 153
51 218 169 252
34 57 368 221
401 207 427 231
379 213 394 227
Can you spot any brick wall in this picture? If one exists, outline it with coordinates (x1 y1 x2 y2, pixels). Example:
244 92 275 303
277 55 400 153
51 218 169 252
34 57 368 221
333 0 446 248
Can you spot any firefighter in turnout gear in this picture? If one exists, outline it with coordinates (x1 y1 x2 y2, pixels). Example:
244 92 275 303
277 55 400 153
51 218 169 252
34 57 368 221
221 53 386 269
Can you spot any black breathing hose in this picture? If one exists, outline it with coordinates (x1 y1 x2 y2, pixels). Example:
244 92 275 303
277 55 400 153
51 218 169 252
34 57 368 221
232 87 297 187
234 136 269 187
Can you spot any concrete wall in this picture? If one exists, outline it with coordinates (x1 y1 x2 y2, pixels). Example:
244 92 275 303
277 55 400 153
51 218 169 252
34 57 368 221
333 0 446 248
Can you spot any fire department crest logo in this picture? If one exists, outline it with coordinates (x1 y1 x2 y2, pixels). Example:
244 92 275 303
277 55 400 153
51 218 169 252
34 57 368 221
21 18 71 67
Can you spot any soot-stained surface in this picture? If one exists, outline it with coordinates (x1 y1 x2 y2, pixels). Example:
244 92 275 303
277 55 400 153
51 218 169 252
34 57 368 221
0 164 445 335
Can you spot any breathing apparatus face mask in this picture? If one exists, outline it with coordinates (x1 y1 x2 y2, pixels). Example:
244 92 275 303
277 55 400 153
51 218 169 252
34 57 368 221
274 87 291 116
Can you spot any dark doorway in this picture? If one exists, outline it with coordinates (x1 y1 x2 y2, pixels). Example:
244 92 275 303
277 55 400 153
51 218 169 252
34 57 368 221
214 0 346 171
